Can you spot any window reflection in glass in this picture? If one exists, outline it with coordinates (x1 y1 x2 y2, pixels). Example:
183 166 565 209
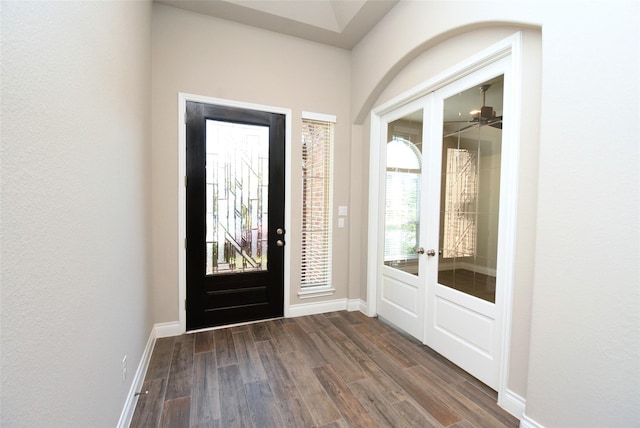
438 75 503 302
384 111 423 275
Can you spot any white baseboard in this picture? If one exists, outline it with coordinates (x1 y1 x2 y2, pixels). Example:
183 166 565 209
288 298 368 318
288 298 348 317
117 327 157 428
347 298 367 312
155 321 181 338
117 321 182 427
499 388 526 420
520 413 544 428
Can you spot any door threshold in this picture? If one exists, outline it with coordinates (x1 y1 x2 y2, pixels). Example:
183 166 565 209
186 316 283 334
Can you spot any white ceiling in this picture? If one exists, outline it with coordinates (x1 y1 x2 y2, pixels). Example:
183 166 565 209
155 0 399 49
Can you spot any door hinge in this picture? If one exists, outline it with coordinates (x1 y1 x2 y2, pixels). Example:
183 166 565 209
184 299 187 311
184 112 187 124
184 238 187 249
184 175 187 187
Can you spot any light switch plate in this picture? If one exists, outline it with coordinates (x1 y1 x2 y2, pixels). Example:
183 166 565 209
338 205 348 216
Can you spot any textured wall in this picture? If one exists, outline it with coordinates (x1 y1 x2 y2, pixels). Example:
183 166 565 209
1 1 152 425
523 3 639 425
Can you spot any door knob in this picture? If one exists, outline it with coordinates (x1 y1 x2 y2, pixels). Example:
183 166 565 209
416 247 436 256
276 228 285 235
276 240 285 247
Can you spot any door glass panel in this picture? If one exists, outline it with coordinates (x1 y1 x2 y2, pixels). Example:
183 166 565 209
384 109 423 275
438 76 503 302
206 119 269 275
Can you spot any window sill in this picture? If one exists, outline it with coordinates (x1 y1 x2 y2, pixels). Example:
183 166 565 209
297 287 336 299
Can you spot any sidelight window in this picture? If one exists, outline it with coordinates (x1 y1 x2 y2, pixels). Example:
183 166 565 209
300 113 334 290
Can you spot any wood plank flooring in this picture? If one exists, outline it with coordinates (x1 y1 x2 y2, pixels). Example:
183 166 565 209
131 311 518 428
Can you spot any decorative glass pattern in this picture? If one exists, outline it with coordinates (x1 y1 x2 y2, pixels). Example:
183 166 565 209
442 148 478 258
205 120 269 275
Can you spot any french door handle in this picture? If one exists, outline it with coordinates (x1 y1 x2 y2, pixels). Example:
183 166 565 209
416 247 436 256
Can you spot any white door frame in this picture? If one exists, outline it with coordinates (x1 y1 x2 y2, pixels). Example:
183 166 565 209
367 32 522 407
177 93 293 333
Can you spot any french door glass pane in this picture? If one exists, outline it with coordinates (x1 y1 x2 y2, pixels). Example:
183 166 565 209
205 120 269 275
438 76 503 302
384 110 423 276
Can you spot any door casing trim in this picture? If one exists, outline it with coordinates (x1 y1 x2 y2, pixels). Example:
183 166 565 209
367 31 522 414
178 93 292 334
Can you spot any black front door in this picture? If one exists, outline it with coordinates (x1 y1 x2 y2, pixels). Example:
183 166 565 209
185 101 285 331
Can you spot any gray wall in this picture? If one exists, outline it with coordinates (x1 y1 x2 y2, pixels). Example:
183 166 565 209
1 1 153 426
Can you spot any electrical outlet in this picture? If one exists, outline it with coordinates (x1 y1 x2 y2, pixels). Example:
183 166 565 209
122 355 127 382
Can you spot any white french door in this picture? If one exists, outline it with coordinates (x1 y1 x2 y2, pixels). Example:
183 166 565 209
375 55 515 390
376 98 430 340
425 61 509 389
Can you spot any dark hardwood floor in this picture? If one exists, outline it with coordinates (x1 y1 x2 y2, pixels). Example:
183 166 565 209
131 311 519 427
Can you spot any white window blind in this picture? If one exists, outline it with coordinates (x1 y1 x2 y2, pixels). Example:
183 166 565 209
301 116 334 289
